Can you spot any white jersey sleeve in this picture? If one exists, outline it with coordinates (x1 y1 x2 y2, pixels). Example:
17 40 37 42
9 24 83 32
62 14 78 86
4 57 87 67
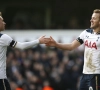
76 30 86 44
0 34 17 47
0 34 39 49
15 39 39 50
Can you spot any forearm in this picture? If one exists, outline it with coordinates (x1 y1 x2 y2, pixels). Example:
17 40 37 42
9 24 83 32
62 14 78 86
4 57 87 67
55 40 81 50
56 43 73 50
15 39 39 50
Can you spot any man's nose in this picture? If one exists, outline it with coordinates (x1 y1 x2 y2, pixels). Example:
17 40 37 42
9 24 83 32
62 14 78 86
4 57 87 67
4 22 6 25
90 19 93 22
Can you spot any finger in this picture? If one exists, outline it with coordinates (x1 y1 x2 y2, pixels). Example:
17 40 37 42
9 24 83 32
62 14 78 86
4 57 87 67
50 36 52 40
50 36 53 39
42 35 46 38
39 36 44 39
50 36 54 41
44 38 50 39
44 38 51 41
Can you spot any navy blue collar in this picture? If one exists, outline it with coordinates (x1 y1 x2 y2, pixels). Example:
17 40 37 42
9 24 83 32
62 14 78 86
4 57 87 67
86 28 100 34
0 33 3 37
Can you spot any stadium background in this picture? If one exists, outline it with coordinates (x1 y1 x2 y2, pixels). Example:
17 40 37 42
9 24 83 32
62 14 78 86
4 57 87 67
0 0 100 90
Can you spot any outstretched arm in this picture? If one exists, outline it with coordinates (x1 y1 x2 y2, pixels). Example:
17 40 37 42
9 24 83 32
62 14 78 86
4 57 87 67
46 36 81 51
14 36 50 50
15 39 39 50
55 40 81 50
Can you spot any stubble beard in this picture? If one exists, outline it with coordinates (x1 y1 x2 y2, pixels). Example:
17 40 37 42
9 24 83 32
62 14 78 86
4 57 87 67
90 24 99 29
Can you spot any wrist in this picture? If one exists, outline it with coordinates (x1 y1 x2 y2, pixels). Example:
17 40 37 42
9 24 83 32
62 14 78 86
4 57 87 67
35 39 40 44
56 42 59 48
54 42 57 47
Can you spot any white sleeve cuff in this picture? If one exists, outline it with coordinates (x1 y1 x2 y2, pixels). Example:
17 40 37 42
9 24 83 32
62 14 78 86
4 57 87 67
35 39 40 44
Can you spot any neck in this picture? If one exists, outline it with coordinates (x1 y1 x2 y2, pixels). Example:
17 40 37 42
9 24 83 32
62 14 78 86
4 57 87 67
93 27 100 33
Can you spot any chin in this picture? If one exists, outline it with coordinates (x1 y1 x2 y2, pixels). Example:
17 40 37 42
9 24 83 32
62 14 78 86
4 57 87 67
90 26 93 29
90 25 95 29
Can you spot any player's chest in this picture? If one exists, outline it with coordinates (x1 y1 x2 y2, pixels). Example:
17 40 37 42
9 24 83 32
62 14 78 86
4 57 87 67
84 34 100 49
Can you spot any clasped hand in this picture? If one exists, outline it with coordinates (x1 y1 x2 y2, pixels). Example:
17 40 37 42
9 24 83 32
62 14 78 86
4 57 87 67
39 36 56 47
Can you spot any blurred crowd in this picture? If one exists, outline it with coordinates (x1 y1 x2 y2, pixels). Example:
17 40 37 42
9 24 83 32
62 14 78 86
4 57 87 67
7 44 84 90
6 13 90 30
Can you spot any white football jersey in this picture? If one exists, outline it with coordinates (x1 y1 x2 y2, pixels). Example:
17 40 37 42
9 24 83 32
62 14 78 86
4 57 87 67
77 29 100 74
0 33 16 79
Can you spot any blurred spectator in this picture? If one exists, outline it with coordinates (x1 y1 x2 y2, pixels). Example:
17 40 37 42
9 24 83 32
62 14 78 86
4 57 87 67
11 19 25 29
42 80 54 90
6 44 84 90
67 16 80 29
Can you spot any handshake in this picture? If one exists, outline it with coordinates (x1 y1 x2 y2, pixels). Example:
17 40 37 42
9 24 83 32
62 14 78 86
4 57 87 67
38 35 57 47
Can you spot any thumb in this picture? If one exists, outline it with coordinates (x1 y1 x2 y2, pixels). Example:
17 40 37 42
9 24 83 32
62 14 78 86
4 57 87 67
50 36 53 40
42 35 46 38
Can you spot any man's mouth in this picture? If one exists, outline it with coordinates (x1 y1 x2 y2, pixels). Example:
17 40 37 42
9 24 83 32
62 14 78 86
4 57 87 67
91 23 94 25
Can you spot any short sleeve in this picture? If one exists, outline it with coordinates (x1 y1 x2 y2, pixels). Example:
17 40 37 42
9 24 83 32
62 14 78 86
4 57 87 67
0 34 17 47
76 30 86 44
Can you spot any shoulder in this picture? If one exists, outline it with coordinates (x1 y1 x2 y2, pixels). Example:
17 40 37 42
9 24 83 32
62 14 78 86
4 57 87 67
1 34 11 39
0 34 12 41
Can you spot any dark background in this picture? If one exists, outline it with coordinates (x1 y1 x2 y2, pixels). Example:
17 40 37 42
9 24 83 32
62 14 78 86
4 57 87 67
1 0 100 29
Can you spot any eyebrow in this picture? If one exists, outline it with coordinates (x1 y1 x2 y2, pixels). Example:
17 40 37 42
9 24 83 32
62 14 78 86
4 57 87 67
91 16 97 18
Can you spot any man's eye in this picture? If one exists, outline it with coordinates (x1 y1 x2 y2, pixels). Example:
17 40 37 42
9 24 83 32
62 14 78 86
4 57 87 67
92 18 95 20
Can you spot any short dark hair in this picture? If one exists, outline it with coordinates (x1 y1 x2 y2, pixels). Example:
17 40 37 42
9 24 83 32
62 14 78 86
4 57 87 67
93 9 100 13
93 9 100 20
